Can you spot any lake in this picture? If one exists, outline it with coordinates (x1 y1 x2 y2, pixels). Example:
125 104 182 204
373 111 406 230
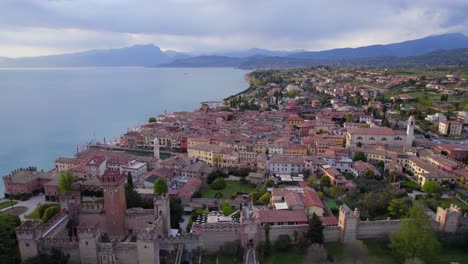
0 67 249 196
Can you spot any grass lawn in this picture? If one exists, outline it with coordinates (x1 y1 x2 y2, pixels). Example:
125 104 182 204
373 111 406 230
201 254 241 264
325 241 398 264
439 198 468 210
200 181 255 199
265 251 303 264
363 240 398 264
1 206 28 216
0 201 17 210
400 181 420 191
430 247 468 264
324 242 345 262
25 206 41 219
326 199 339 210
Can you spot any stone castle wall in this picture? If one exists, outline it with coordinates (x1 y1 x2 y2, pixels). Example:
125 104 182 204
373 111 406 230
41 238 80 264
125 208 155 234
79 211 106 233
323 226 341 242
198 223 241 252
357 219 401 239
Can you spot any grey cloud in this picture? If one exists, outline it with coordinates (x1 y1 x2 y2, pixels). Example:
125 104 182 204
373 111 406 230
0 0 467 56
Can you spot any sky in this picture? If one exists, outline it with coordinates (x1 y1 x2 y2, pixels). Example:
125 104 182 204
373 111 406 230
0 0 467 58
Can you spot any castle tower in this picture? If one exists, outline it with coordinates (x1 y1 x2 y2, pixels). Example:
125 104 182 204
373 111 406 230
77 224 100 264
59 191 81 224
16 221 42 261
154 137 160 159
406 115 415 146
338 205 359 242
435 204 462 233
137 225 160 264
240 203 261 249
101 169 127 239
154 194 171 236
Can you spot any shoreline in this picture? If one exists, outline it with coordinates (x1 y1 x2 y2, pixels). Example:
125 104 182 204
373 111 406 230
0 68 251 198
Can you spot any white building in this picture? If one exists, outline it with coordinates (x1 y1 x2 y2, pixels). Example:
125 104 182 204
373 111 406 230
122 160 147 183
425 113 446 123
268 155 305 175
346 116 414 148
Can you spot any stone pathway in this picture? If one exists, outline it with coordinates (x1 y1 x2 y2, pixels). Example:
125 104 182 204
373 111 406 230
0 194 47 221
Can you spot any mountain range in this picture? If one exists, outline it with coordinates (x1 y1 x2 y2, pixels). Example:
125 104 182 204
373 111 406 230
1 33 468 68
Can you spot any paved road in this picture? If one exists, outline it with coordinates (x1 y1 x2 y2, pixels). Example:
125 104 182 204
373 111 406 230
245 249 256 264
0 194 51 221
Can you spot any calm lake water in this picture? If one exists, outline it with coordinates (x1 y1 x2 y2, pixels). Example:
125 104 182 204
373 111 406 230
0 67 249 196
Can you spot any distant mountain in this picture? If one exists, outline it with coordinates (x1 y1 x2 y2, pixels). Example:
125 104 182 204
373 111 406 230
1 33 467 68
240 48 468 68
216 48 305 58
288 33 468 60
0 44 178 67
164 50 191 60
162 48 468 69
160 56 245 67
162 33 468 68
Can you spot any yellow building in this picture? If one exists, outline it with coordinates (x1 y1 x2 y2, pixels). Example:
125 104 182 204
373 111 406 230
187 143 233 167
286 144 308 155
404 156 454 186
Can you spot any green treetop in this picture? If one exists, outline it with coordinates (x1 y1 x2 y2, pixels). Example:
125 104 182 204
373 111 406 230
58 171 74 194
153 178 168 196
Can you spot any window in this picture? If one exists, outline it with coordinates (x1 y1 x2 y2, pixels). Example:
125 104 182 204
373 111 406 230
369 137 375 140
381 137 387 141
357 136 363 140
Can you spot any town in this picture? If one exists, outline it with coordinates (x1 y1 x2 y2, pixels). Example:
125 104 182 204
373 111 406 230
2 66 468 264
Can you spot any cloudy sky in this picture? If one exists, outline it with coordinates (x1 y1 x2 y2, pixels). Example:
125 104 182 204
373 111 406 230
0 0 467 57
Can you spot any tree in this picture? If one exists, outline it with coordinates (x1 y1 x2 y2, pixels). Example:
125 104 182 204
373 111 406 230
153 178 168 195
42 205 60 224
320 176 331 188
258 192 271 205
0 214 21 264
210 178 226 190
148 117 156 123
364 169 375 179
346 113 354 122
389 203 441 261
389 171 397 183
23 248 70 264
305 213 324 244
265 179 275 188
169 196 184 229
37 204 56 219
422 181 441 196
263 224 271 256
191 191 202 198
237 167 250 177
127 172 133 189
274 234 291 251
330 186 345 198
307 176 318 188
58 171 74 194
213 153 222 168
221 200 234 216
387 198 410 219
353 151 367 162
206 170 226 184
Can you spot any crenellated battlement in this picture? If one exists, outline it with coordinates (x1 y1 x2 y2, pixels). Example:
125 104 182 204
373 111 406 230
160 234 199 243
16 220 42 240
194 222 241 232
41 210 68 235
100 168 125 188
